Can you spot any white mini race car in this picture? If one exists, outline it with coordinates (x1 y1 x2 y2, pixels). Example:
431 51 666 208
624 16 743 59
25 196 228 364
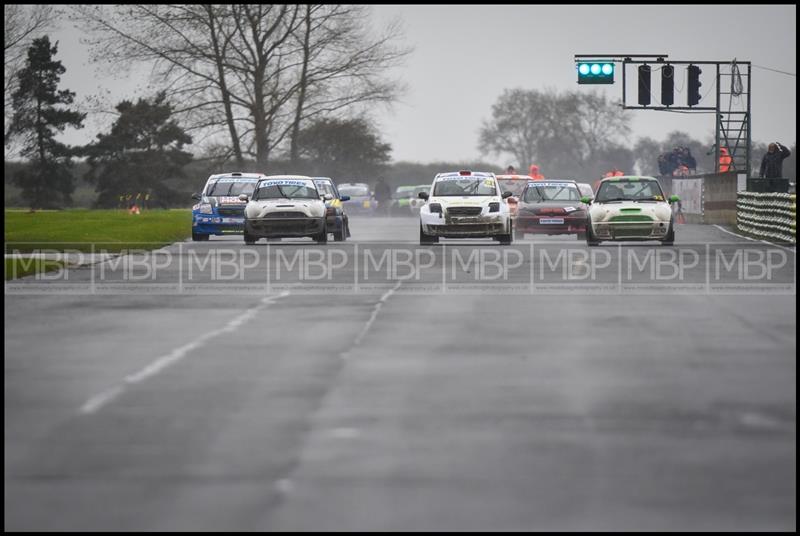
241 176 330 244
585 176 679 246
418 170 513 244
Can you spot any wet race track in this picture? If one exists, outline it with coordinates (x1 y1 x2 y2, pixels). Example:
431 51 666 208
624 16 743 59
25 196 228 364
4 217 796 530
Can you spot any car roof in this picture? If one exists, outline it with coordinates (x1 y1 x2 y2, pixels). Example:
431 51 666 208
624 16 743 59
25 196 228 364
599 175 659 183
496 174 531 180
207 172 265 182
526 179 579 185
260 174 315 181
338 182 369 187
312 176 333 182
434 171 495 180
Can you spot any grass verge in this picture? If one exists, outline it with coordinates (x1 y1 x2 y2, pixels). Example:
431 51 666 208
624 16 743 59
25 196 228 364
5 209 191 253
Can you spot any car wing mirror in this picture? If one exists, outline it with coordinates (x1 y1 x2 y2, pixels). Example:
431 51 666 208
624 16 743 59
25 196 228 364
340 195 350 202
418 191 429 200
238 194 249 202
669 194 680 203
192 192 202 200
501 191 513 199
580 196 592 204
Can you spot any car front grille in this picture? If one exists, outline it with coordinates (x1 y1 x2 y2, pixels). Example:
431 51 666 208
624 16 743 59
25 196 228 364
447 206 483 216
609 215 653 222
218 206 245 217
268 211 306 218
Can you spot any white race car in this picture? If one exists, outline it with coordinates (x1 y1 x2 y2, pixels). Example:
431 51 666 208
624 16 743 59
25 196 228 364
418 170 513 244
241 176 330 244
585 176 679 246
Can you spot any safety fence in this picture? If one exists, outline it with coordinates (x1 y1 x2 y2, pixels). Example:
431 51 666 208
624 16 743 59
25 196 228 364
736 192 796 243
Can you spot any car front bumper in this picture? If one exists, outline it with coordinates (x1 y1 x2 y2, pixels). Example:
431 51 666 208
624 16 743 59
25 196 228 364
516 215 586 235
245 216 325 238
592 220 671 240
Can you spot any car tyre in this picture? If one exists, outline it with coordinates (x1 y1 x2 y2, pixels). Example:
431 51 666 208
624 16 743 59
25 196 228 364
497 220 513 245
586 221 600 247
315 221 328 244
192 232 209 242
244 233 257 245
420 223 438 244
334 219 346 242
661 221 675 246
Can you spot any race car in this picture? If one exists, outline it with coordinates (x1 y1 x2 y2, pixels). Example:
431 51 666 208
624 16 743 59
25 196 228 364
408 184 430 213
338 182 374 215
515 179 588 240
241 176 329 244
418 170 513 244
313 177 351 241
191 172 265 241
584 175 679 246
495 174 531 219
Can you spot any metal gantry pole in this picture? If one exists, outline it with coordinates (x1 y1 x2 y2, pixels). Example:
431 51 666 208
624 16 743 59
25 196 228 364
715 63 721 173
746 63 752 178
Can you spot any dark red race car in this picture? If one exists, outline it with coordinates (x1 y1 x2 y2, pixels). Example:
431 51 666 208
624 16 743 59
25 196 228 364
515 179 588 240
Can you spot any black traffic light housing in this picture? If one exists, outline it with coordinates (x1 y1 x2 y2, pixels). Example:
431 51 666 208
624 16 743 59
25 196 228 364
661 65 674 106
687 65 702 106
637 65 651 106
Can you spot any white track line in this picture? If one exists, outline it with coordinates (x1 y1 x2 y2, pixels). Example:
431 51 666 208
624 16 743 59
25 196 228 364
79 291 290 415
713 225 796 253
352 280 402 347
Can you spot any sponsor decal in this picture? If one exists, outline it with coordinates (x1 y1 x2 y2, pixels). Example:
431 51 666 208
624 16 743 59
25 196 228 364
261 179 313 187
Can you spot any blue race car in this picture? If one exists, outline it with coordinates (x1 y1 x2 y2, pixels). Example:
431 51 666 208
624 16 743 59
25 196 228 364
313 177 352 241
191 172 265 241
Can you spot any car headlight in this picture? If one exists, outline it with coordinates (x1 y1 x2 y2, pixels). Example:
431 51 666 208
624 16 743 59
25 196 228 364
569 210 586 219
198 203 213 214
488 202 500 213
429 203 442 214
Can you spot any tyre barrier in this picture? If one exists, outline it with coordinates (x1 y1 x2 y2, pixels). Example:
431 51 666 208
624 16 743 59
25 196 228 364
736 192 796 243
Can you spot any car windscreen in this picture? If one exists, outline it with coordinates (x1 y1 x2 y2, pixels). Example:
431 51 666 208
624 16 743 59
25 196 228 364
595 179 665 202
497 179 528 197
339 186 369 197
253 180 319 200
523 182 581 202
314 181 336 198
393 187 415 199
432 177 497 197
205 179 258 197
577 184 594 197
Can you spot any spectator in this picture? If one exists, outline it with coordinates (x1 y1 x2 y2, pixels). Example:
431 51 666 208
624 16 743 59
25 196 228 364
528 164 545 180
678 146 697 172
657 154 674 176
373 177 391 216
760 142 791 178
719 147 732 172
505 165 516 174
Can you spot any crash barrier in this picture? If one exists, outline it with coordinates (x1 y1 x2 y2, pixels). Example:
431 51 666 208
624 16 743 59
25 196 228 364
746 177 791 193
736 191 796 243
658 172 739 225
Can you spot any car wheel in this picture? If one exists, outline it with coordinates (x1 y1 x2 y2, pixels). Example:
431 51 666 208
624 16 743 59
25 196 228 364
586 222 600 247
420 223 438 244
315 221 328 244
334 219 346 242
661 222 675 246
498 221 513 245
244 233 257 245
192 232 209 242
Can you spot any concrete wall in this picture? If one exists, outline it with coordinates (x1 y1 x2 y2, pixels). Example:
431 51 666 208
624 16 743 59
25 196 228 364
701 172 738 225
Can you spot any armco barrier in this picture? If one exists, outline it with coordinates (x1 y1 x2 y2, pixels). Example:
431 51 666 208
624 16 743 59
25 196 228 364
736 191 796 243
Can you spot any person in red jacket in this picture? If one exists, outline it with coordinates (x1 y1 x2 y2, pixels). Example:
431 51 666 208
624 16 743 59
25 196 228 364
719 147 732 172
528 164 545 180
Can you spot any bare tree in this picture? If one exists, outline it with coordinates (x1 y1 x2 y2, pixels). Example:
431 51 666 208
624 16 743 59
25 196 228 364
287 5 411 165
73 4 410 170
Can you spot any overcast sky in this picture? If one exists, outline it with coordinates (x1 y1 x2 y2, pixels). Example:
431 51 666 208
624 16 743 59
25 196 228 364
46 4 797 165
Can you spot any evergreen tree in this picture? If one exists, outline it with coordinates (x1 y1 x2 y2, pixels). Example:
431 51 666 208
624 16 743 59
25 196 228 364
8 36 85 209
83 92 193 208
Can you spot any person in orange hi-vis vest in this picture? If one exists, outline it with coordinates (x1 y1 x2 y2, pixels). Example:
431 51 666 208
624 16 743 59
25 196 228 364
719 147 732 172
528 164 545 180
